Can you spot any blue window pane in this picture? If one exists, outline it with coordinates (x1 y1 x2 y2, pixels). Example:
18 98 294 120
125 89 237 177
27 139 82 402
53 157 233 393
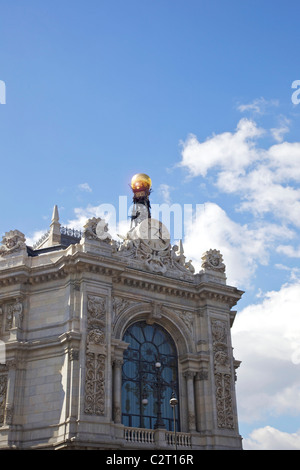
122 321 179 431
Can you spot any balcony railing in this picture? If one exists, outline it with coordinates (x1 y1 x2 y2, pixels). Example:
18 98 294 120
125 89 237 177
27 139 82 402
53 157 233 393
124 427 192 448
165 431 192 447
124 427 155 444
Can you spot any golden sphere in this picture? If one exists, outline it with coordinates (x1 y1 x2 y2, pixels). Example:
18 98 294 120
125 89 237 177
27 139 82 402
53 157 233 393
130 173 152 193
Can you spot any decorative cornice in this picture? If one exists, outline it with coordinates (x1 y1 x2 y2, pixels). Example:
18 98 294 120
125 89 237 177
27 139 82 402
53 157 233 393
197 284 244 308
0 250 244 306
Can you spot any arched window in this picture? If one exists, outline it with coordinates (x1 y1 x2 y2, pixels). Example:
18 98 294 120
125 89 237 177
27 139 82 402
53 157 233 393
122 321 179 431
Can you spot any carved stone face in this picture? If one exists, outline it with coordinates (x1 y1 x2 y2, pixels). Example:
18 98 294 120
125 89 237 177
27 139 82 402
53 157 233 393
4 238 16 249
209 254 220 267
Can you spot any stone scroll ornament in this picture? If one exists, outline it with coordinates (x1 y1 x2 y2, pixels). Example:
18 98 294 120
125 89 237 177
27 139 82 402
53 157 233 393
84 295 107 416
211 320 234 429
0 230 26 257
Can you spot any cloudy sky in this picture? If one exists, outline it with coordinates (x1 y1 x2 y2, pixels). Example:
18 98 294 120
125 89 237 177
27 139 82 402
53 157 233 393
1 0 300 449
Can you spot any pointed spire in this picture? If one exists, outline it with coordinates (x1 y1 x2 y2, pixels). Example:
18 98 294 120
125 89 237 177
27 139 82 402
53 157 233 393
51 205 59 224
49 205 61 246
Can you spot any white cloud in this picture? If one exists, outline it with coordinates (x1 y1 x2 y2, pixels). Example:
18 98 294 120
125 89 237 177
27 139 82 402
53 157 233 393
277 244 300 258
179 118 263 178
270 116 290 143
243 426 300 450
237 97 279 115
179 117 300 228
268 141 300 182
66 203 131 241
233 279 300 423
158 184 173 205
25 229 48 247
182 202 293 288
78 183 92 193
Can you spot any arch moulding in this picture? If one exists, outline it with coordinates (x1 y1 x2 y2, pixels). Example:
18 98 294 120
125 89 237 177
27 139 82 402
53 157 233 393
112 300 195 357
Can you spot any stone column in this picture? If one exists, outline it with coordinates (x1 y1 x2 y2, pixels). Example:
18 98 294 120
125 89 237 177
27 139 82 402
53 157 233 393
184 371 196 432
113 359 123 423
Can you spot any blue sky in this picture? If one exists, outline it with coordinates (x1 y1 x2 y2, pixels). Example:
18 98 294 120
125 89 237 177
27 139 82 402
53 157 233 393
1 0 300 449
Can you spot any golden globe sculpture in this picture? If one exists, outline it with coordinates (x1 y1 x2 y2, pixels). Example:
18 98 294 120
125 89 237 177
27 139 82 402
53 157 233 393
130 173 152 194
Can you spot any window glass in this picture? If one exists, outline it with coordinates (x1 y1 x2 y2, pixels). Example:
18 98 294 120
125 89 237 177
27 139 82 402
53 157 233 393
122 321 179 431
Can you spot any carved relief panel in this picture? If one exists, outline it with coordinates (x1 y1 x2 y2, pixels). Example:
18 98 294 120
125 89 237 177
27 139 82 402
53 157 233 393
84 295 107 416
0 371 7 426
211 319 234 429
0 299 23 335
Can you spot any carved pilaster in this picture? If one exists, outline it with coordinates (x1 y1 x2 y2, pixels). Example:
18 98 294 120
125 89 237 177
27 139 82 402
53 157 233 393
0 373 7 426
84 295 107 416
211 319 234 429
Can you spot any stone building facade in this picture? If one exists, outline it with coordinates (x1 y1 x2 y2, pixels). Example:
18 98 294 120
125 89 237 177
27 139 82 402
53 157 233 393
0 202 243 450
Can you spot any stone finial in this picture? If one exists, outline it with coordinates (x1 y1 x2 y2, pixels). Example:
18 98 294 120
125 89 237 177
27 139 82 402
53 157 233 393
201 249 226 273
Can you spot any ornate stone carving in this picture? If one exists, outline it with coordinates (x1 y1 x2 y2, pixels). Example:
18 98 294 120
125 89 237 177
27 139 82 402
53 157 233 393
112 295 149 328
84 352 105 415
212 320 227 343
84 295 107 416
211 319 234 429
212 320 229 369
215 373 234 429
112 296 132 325
116 234 195 278
5 300 23 330
87 295 106 326
0 374 7 426
178 309 194 333
161 305 194 333
147 301 162 324
201 249 225 273
83 217 112 243
0 230 26 257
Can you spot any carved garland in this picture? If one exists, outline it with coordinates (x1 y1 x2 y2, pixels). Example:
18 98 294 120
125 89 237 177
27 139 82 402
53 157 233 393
211 319 234 429
84 295 107 416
